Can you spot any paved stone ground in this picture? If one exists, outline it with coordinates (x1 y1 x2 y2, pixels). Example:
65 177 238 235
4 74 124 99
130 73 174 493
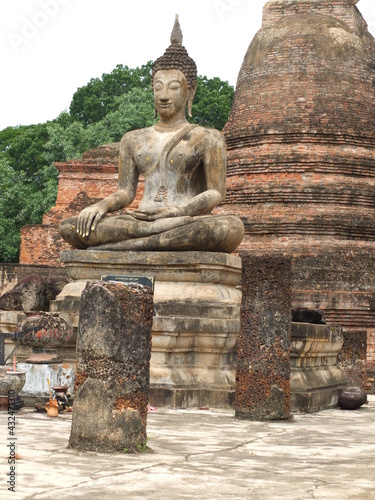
1 397 375 499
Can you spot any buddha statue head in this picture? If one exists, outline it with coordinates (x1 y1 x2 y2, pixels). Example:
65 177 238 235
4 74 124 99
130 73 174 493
152 15 197 117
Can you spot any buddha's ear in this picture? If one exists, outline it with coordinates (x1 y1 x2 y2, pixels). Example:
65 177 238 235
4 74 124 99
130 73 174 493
187 83 197 117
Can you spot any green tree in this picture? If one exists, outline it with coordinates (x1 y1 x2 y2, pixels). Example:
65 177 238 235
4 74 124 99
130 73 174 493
5 124 49 179
69 63 233 131
69 62 153 126
44 120 86 164
0 155 57 262
85 87 156 146
0 126 25 154
0 123 58 262
192 76 234 130
45 87 156 156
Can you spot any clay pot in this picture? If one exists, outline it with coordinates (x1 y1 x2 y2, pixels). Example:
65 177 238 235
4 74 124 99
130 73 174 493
45 399 59 417
0 369 26 396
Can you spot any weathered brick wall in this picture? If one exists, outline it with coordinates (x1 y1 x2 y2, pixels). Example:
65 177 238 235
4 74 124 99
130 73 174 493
262 0 367 32
222 0 375 391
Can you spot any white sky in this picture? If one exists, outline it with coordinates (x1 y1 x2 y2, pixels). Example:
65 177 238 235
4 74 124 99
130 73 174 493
0 0 374 131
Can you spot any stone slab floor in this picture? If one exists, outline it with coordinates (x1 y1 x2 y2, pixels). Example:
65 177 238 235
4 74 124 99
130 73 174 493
1 397 374 499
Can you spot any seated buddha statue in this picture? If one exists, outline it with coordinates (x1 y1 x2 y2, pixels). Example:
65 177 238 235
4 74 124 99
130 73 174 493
59 16 244 253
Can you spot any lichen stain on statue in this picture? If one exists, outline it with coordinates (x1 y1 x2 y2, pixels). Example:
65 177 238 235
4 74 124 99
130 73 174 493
59 16 244 253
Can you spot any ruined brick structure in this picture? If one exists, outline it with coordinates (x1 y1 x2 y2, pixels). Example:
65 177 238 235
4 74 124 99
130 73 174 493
221 0 375 390
19 144 122 266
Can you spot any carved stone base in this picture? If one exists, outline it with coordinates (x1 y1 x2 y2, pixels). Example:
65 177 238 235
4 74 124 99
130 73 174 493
290 323 348 413
53 250 242 408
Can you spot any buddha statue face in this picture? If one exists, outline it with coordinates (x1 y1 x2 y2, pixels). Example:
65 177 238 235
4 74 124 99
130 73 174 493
153 69 195 121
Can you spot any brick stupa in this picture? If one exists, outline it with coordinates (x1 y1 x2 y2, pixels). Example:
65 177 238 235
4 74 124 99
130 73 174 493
221 0 375 390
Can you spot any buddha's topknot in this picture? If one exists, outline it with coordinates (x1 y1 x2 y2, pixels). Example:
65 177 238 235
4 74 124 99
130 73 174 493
152 15 197 88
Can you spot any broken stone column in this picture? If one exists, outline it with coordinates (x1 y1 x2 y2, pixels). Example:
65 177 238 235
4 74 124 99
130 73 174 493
69 281 153 452
235 255 292 420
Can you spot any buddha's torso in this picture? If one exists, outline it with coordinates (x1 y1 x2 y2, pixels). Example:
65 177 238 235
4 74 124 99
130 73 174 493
126 126 207 210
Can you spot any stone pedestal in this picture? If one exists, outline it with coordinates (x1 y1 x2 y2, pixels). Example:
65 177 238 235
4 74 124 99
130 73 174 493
290 323 348 413
53 250 242 408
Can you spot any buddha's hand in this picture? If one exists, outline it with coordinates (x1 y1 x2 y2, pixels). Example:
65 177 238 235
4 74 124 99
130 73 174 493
77 205 107 237
126 207 184 221
148 207 184 220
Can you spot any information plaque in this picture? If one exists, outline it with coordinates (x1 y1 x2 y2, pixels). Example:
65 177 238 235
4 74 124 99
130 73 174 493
101 275 155 292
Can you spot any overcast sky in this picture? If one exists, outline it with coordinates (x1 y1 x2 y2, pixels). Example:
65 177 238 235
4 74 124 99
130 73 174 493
0 0 374 131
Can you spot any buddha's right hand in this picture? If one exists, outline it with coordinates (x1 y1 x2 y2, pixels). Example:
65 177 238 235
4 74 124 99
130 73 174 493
77 205 107 237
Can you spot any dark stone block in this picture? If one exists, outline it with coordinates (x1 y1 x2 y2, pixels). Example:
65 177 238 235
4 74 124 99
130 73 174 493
292 308 326 324
338 386 367 410
235 255 292 420
0 275 68 312
69 281 153 453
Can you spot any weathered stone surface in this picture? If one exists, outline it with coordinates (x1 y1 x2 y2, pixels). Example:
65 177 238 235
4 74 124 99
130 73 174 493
0 264 68 296
235 255 292 421
17 362 75 400
69 378 144 452
0 275 68 312
338 386 368 410
338 330 368 389
17 313 74 348
60 249 242 285
69 281 153 452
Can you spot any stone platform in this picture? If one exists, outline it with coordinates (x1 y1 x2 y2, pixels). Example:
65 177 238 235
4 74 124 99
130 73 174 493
2 250 348 411
52 250 242 408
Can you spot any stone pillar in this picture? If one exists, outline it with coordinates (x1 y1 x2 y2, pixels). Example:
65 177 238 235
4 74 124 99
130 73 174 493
69 281 153 452
235 255 292 420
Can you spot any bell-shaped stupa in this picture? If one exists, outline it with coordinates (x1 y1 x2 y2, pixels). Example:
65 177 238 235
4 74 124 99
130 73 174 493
221 0 375 390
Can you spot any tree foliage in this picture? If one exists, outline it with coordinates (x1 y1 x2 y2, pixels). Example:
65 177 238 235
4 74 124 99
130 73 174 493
0 62 234 263
192 76 234 130
0 154 57 262
69 62 153 126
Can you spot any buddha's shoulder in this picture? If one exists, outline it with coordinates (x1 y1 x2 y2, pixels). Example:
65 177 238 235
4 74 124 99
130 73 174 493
190 125 226 146
121 127 154 142
119 127 155 152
